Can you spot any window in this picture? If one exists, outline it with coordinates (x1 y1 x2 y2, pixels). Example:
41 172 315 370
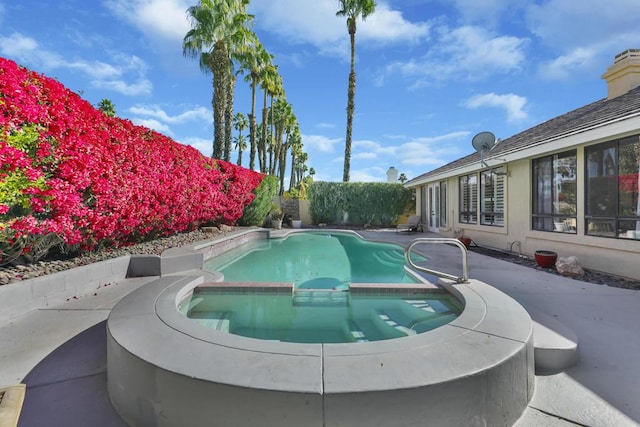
459 174 477 224
532 151 577 233
480 168 505 226
586 135 640 239
439 181 447 227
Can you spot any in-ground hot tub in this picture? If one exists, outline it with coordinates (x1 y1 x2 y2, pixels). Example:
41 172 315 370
107 230 534 426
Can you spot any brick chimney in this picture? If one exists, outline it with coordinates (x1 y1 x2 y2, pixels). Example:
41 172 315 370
602 49 640 99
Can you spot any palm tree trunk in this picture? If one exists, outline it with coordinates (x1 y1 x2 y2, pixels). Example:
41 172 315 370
343 29 356 182
212 41 228 159
260 90 269 173
249 80 257 170
289 152 297 191
224 74 236 162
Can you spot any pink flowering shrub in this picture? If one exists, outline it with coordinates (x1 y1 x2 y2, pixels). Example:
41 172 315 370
0 57 263 262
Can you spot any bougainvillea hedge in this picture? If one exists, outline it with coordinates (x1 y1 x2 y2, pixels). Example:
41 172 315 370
0 57 263 261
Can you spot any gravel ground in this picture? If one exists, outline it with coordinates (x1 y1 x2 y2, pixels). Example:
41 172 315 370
0 228 227 285
469 245 640 290
2 226 639 290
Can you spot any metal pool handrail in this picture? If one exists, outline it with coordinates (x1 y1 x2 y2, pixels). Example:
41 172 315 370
405 238 469 284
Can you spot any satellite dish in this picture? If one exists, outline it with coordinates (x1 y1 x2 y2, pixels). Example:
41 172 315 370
471 131 497 152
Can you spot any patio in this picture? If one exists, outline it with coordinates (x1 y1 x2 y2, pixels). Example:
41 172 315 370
0 229 638 426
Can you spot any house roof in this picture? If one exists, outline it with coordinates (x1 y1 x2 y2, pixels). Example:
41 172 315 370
406 85 640 186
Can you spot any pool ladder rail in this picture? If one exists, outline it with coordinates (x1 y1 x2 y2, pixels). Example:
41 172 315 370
405 238 469 284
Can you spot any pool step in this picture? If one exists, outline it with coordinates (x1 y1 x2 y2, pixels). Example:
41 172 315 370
348 321 369 343
377 312 417 336
292 290 349 306
193 312 231 332
530 310 579 374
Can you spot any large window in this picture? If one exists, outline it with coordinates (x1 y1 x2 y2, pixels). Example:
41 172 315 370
532 151 577 233
480 168 505 226
586 135 640 239
459 174 477 224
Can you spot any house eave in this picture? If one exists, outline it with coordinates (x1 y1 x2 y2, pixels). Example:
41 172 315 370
405 112 640 187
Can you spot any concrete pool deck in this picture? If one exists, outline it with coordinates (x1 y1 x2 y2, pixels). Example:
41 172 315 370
0 228 638 426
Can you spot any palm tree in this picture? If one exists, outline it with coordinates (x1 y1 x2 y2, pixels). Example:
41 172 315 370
233 135 247 166
225 22 255 162
336 0 376 182
183 0 252 159
97 99 116 117
288 127 302 191
238 42 271 170
259 62 280 173
233 112 248 165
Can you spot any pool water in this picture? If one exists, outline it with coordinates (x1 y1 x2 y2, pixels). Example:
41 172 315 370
183 289 460 343
190 231 459 343
204 232 425 288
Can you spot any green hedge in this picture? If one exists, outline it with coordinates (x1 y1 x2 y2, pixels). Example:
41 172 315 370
238 175 278 226
308 182 414 226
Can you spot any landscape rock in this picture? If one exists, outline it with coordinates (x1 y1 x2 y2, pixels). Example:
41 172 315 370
555 256 585 277
219 224 234 233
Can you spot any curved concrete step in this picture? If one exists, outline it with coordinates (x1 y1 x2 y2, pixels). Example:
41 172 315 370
531 310 579 375
0 384 26 427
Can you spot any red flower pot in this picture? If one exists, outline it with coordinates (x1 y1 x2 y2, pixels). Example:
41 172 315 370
458 236 472 249
534 250 557 268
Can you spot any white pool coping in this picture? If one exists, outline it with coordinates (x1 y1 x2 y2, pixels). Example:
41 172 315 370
107 229 535 426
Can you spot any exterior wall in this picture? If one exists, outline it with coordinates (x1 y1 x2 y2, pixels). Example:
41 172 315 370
416 149 640 281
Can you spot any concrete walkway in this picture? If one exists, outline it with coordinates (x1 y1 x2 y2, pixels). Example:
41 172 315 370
0 229 638 426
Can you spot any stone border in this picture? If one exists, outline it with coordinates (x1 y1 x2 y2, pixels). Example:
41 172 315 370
107 230 535 427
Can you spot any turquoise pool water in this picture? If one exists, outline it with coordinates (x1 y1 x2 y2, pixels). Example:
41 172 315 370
204 232 425 288
183 289 460 343
190 231 460 343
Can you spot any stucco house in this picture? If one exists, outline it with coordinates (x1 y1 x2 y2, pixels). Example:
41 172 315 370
405 49 640 281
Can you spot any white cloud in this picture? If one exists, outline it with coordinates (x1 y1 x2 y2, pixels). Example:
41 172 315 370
104 0 191 42
358 2 431 44
0 33 38 57
526 0 638 50
385 25 528 86
353 139 398 159
525 0 638 79
464 93 528 123
129 105 210 124
0 32 152 96
354 152 377 160
353 140 380 150
316 122 336 129
450 0 527 27
92 78 152 96
397 132 468 167
538 48 598 80
68 60 122 80
302 134 341 153
250 0 429 58
350 167 387 183
181 136 213 157
132 118 172 135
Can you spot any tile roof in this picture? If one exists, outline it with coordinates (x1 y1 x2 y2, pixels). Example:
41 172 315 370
406 86 640 185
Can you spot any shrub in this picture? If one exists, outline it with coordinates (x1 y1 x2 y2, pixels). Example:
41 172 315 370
0 57 263 264
308 181 414 226
237 175 278 227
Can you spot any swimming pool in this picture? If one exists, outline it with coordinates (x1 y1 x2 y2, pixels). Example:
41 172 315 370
190 231 459 343
204 231 425 287
107 229 534 426
182 286 460 343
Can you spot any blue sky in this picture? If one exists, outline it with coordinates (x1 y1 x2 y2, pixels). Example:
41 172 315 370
1 1 638 183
